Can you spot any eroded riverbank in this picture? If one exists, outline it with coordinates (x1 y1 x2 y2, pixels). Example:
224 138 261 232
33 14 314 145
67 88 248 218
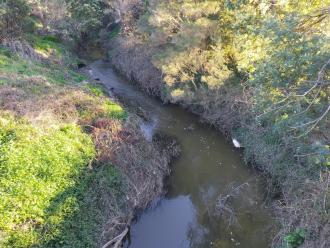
90 60 275 248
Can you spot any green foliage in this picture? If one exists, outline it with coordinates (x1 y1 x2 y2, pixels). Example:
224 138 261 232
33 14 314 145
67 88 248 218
103 100 128 120
0 0 30 40
27 34 64 57
284 229 305 248
115 2 329 244
86 83 108 97
67 0 109 39
247 14 330 170
136 0 329 170
0 114 96 247
0 47 83 84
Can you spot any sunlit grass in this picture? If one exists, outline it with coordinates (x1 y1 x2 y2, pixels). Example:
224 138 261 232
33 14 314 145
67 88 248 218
0 47 83 85
27 35 63 58
103 100 128 120
0 113 95 247
0 45 128 247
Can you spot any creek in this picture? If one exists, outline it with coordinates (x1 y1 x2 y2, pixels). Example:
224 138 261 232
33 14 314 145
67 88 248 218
90 60 274 248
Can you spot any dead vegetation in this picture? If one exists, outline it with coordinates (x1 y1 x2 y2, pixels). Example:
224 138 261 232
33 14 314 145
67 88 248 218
97 123 180 245
214 182 250 227
110 37 164 97
273 170 330 248
1 39 44 61
0 52 180 247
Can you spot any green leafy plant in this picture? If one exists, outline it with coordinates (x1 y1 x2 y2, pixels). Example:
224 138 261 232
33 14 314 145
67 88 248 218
284 229 305 248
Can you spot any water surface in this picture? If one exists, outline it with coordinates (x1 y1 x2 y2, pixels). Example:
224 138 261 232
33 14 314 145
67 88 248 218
90 61 273 248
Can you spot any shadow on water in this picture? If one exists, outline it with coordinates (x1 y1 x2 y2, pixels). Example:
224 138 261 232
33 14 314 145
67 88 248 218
90 60 275 248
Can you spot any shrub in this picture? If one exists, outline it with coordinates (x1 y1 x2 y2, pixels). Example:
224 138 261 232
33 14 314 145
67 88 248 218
284 229 305 248
0 0 30 40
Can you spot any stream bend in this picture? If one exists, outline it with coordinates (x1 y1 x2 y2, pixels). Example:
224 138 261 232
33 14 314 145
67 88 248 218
90 60 273 248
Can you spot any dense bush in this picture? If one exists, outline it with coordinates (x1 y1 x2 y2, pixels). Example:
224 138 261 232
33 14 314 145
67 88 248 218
110 0 330 246
0 0 31 40
118 0 329 172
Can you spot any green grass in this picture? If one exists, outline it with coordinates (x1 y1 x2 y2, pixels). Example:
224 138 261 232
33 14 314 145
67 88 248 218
103 100 128 120
76 95 128 122
80 83 128 121
41 165 125 248
86 83 108 97
0 113 126 247
0 47 84 85
0 43 129 247
87 84 128 120
284 229 305 248
0 47 12 66
0 114 95 247
27 34 64 57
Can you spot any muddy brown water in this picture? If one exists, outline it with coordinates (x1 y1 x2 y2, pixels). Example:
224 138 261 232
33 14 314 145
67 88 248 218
90 61 274 248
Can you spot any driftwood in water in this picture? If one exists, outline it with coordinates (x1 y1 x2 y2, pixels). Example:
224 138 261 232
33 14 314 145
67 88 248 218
101 227 129 248
215 182 249 226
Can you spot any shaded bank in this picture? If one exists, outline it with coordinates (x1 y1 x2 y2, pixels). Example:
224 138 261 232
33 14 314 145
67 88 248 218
90 60 275 248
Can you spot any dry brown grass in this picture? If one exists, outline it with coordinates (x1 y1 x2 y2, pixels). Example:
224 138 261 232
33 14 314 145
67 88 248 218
273 170 330 248
1 39 44 62
91 115 180 246
110 37 164 96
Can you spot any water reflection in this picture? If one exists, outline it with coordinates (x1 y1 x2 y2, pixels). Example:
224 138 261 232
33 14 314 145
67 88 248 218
91 61 273 248
127 196 202 248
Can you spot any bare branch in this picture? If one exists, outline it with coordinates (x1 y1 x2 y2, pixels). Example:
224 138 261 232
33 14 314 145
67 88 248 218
101 227 129 248
215 182 249 226
293 104 330 138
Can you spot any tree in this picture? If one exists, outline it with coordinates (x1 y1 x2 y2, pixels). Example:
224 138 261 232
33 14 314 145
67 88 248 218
67 0 108 39
0 0 30 40
29 0 69 31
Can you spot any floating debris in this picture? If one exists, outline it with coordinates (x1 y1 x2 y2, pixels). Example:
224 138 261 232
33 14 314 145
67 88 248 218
232 138 242 148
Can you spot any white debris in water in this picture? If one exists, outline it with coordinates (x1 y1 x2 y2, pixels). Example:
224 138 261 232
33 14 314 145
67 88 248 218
88 69 93 77
140 118 158 141
140 122 154 141
232 138 242 148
